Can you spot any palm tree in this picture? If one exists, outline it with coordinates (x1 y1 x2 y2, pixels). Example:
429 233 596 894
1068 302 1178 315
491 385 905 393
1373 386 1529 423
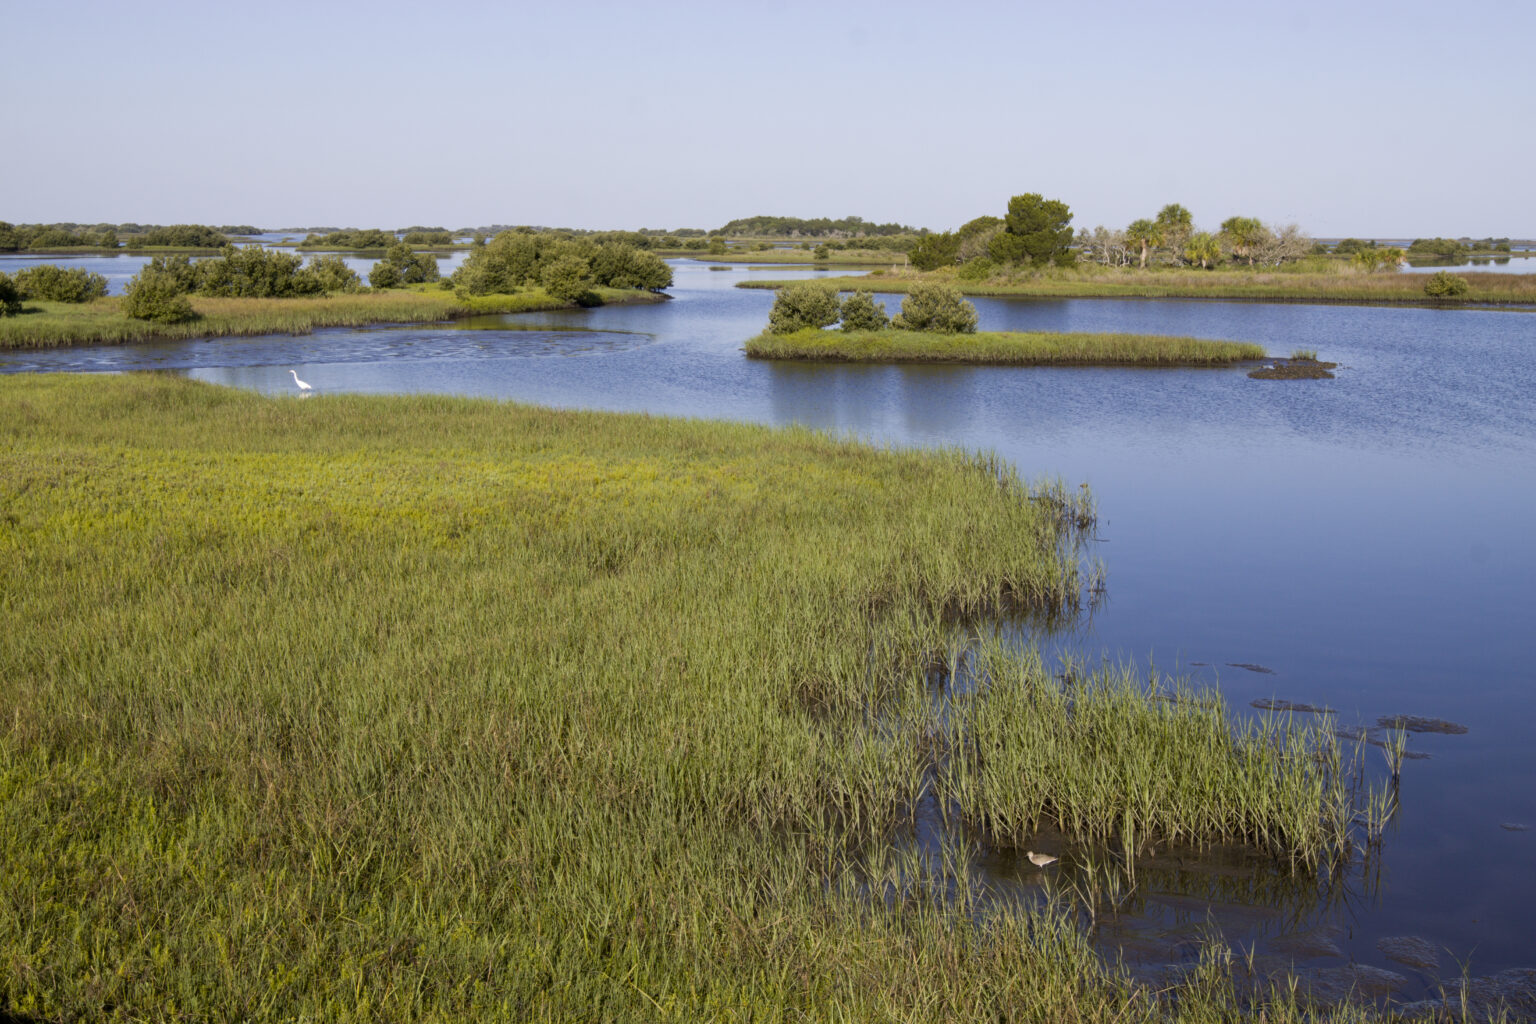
1184 232 1222 269
1220 216 1266 266
1126 218 1162 269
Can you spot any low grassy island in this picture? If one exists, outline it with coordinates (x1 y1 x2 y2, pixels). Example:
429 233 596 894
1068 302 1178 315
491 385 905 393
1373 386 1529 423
0 232 674 350
747 281 1266 366
0 374 1408 1020
747 326 1265 366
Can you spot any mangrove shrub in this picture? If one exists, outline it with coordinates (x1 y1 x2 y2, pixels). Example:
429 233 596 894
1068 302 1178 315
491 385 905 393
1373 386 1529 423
305 254 361 294
128 224 228 248
198 246 323 298
122 271 196 323
13 265 108 302
539 255 594 303
891 283 978 333
768 282 841 334
1423 271 1470 298
839 291 889 332
369 244 439 289
0 274 20 316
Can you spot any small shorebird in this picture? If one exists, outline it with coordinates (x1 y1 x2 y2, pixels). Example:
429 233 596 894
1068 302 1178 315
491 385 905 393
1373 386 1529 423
1026 851 1059 868
289 369 312 392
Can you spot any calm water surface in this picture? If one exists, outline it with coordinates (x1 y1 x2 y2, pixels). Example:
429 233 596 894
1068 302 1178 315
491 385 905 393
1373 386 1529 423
6 260 1534 993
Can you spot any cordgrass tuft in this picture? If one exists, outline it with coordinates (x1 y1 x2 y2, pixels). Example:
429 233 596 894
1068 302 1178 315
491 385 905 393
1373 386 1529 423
745 327 1265 366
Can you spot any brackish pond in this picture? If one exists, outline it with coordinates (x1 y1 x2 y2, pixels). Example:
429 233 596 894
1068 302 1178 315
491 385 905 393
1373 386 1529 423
5 260 1534 999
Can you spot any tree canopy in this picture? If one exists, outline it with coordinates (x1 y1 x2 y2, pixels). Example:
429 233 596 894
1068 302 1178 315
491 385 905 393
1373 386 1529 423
988 194 1074 268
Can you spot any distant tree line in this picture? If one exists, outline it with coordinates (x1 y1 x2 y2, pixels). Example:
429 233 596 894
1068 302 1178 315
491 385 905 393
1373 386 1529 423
1076 206 1315 270
302 229 397 249
125 224 230 248
1403 237 1510 257
714 215 921 238
450 231 671 302
0 222 120 250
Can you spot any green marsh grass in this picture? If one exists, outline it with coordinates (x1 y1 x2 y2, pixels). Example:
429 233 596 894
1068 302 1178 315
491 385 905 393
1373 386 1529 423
939 643 1360 869
0 375 1431 1021
0 285 665 350
740 265 1536 307
745 327 1266 366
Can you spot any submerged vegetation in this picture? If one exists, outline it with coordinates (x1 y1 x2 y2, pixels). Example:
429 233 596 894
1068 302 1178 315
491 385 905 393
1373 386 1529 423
0 374 1429 1020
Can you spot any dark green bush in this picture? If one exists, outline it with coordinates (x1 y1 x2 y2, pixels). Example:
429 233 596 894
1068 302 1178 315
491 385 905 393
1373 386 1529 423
767 282 840 334
122 271 197 323
0 273 21 316
955 257 997 282
198 246 323 298
304 254 361 294
13 264 108 302
540 255 594 303
838 291 888 332
891 283 978 333
132 224 228 248
1423 271 1470 298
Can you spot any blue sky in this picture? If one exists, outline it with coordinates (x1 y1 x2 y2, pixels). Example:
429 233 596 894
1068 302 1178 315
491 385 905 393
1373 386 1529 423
4 0 1531 236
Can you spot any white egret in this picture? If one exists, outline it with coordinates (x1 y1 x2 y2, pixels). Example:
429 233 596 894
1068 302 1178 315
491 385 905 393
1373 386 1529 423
1026 851 1059 868
289 370 312 392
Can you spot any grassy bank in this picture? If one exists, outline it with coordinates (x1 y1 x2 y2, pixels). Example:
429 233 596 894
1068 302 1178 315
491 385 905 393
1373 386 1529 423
0 374 1411 1021
0 285 666 350
740 265 1536 306
745 327 1266 365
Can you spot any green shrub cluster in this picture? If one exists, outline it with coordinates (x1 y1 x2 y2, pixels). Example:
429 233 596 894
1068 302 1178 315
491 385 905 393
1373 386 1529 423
0 221 118 250
0 273 21 316
767 282 842 333
766 284 974 335
891 283 978 333
368 244 439 289
450 231 671 297
121 272 196 323
399 230 454 245
837 290 890 331
301 228 395 249
12 265 108 302
1407 237 1470 258
1423 270 1470 297
127 224 228 248
118 247 363 320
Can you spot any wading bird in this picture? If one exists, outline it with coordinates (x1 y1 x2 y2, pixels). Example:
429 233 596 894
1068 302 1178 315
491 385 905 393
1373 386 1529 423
1026 851 1059 868
289 370 312 392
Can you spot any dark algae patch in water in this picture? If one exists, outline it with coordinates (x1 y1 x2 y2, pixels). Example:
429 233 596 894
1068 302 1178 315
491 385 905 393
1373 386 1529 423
1377 714 1469 735
1251 698 1331 713
1248 357 1337 379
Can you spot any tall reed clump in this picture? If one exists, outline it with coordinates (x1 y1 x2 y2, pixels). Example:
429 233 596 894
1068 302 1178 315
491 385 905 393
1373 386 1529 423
940 642 1358 868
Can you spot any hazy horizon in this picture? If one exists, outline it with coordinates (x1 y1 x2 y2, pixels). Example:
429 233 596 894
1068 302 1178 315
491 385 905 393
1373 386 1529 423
5 0 1532 238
